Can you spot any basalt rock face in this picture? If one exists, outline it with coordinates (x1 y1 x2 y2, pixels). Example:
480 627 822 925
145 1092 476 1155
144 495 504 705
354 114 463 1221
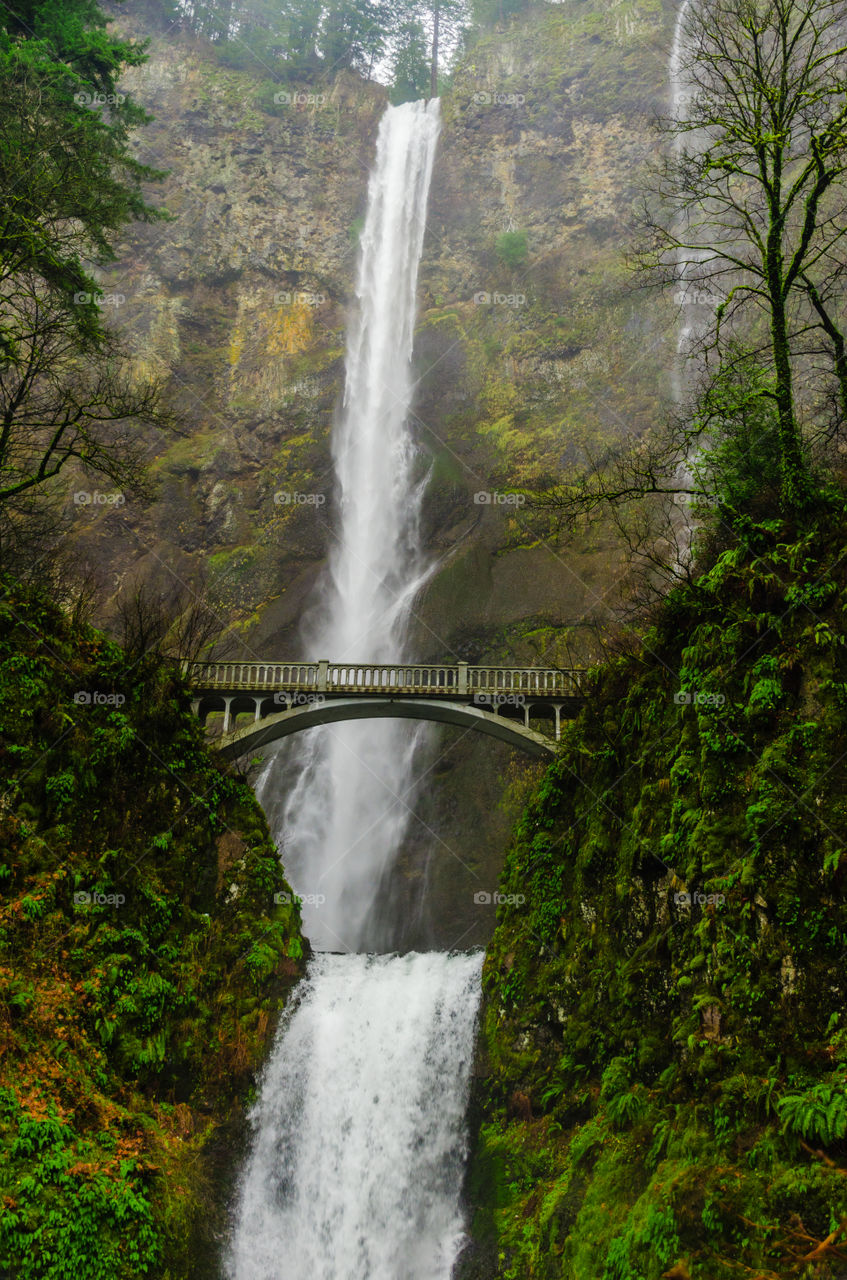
86 10 388 628
80 0 677 943
92 0 673 641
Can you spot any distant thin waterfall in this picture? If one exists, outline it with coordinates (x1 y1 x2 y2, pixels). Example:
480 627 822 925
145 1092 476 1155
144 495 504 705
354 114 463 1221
669 0 710 396
669 0 711 550
227 951 483 1280
256 99 441 953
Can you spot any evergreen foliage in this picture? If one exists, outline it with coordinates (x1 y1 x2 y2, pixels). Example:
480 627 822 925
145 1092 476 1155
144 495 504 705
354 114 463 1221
462 504 847 1278
0 0 170 546
0 577 304 1277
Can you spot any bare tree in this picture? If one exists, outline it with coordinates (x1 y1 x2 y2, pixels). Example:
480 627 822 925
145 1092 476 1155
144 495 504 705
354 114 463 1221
535 346 784 526
637 0 847 512
0 278 168 513
112 573 239 670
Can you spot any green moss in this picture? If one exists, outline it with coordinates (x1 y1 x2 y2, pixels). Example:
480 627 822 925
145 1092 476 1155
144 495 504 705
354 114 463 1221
0 576 305 1277
463 509 847 1278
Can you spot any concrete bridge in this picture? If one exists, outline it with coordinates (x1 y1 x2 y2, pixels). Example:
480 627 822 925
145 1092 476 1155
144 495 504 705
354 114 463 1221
189 661 585 760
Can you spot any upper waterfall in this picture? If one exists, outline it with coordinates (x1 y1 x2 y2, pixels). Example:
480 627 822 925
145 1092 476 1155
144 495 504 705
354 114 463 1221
327 98 440 657
256 99 441 953
668 0 710 384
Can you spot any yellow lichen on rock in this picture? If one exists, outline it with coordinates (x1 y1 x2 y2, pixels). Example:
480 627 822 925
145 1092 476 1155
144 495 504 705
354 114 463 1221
268 301 314 356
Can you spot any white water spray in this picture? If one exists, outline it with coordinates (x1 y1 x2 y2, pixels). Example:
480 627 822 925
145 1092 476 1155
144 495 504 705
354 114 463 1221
229 101 483 1280
257 99 441 954
669 0 711 389
669 0 698 388
228 951 483 1280
668 0 712 552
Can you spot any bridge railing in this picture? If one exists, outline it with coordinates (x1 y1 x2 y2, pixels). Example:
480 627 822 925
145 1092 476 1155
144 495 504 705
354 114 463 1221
188 660 582 698
327 664 457 693
188 662 319 690
467 666 580 694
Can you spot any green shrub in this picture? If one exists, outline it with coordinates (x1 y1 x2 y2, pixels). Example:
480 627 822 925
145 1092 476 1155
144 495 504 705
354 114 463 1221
494 230 528 268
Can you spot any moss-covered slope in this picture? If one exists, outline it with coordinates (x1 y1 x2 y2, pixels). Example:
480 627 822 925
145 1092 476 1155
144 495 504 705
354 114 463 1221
464 513 847 1279
0 578 304 1278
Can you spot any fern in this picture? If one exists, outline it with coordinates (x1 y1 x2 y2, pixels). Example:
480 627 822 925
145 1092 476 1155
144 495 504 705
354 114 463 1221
601 1056 648 1128
778 1081 847 1146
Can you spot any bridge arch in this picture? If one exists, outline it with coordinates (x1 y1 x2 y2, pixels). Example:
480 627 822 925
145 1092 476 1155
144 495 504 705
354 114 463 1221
216 696 557 760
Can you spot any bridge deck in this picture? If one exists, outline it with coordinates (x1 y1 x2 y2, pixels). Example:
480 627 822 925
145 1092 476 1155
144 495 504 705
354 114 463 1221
189 660 583 699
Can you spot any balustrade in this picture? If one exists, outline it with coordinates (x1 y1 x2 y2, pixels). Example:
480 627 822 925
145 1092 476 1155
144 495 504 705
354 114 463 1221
189 661 581 699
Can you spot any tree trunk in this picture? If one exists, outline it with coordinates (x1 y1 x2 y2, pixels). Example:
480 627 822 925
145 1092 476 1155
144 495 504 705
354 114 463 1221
770 293 811 511
803 277 847 429
430 0 439 99
766 200 812 511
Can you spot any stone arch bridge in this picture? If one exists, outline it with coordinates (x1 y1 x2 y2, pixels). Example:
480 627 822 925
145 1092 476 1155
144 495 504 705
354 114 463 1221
189 661 585 760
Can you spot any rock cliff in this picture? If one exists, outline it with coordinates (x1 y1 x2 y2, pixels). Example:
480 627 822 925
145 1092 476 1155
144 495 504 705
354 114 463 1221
76 0 681 941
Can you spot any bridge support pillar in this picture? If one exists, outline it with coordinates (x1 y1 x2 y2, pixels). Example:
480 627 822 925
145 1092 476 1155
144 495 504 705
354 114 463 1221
318 659 329 692
222 696 234 735
457 661 468 695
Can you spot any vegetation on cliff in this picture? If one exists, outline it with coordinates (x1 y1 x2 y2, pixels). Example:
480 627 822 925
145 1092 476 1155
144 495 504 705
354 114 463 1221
0 576 304 1278
464 498 847 1278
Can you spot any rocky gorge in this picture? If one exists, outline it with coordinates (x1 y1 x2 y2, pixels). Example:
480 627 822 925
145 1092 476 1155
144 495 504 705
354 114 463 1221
75 0 679 940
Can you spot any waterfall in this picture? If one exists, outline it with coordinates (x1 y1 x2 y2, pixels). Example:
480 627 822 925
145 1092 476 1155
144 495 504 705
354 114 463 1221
256 99 441 954
668 0 710 543
669 0 696 389
228 952 483 1280
228 101 483 1280
670 0 691 361
669 0 710 386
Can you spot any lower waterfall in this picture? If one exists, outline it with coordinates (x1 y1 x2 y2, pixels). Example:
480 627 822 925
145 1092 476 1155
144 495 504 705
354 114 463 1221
227 951 484 1280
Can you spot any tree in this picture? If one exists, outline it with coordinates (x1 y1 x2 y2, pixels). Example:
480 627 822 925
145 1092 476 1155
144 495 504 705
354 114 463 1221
495 229 528 268
180 0 323 62
0 278 165 506
111 572 234 668
383 0 468 99
390 16 430 103
638 0 847 514
248 0 323 67
319 0 387 75
0 0 170 544
532 351 785 557
418 0 467 96
0 1 165 319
